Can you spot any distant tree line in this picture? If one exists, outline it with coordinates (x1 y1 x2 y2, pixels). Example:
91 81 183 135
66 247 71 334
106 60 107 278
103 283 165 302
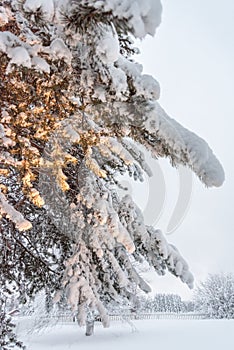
106 293 195 315
133 294 194 314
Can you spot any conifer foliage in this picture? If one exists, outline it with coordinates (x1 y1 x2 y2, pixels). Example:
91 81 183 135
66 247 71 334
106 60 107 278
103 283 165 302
0 0 224 338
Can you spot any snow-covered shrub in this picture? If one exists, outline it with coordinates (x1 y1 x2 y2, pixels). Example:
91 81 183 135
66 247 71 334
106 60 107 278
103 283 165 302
194 273 234 319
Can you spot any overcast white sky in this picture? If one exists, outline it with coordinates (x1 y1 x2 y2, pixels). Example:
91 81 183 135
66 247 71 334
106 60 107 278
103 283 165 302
130 0 234 298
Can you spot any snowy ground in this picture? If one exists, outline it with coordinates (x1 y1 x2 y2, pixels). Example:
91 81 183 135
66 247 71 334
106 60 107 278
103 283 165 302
17 319 234 350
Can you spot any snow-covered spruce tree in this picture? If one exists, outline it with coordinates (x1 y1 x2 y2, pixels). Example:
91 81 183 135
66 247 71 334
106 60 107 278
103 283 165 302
0 0 224 335
194 273 234 319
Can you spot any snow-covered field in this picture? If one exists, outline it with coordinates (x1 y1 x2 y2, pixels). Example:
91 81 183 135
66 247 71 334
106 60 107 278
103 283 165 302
18 319 234 350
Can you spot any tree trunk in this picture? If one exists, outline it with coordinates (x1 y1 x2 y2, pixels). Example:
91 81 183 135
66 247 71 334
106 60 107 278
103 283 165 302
85 320 94 336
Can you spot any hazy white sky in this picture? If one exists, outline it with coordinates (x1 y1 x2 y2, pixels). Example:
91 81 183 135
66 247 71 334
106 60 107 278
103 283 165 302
131 0 234 298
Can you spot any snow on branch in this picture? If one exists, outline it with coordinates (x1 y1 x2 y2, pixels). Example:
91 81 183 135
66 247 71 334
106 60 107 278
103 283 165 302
118 195 194 288
79 0 162 38
150 229 194 288
96 98 224 188
0 30 72 74
23 0 55 21
0 190 32 231
0 31 49 73
58 0 162 41
143 102 225 187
